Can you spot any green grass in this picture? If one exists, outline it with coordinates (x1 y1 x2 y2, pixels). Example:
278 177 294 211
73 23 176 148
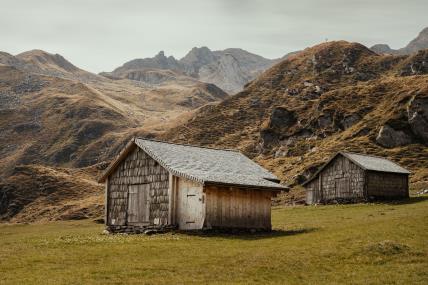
1 197 428 285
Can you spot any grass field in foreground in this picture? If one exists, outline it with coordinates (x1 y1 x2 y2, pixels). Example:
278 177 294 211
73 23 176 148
0 197 427 285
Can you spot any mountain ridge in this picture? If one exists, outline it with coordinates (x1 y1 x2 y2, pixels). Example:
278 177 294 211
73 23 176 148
102 47 278 94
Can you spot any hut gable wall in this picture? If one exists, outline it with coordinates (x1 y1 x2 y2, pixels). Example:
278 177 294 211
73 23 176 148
107 147 170 228
366 171 409 198
305 178 320 204
204 186 272 230
315 155 365 202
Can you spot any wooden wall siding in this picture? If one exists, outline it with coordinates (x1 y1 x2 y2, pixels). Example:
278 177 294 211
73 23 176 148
367 172 408 198
306 155 365 204
107 147 170 228
176 177 205 230
204 186 272 230
306 178 319 204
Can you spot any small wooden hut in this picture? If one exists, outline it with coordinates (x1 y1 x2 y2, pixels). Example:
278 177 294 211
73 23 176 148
303 151 410 204
98 138 286 233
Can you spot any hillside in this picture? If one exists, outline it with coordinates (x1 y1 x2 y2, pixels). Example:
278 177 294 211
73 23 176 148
371 26 428 55
0 165 103 222
104 47 276 94
0 49 229 222
0 50 228 173
162 41 428 201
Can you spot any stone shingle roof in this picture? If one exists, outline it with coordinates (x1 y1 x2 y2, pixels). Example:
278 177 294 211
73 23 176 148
341 152 410 174
302 151 410 186
99 138 286 190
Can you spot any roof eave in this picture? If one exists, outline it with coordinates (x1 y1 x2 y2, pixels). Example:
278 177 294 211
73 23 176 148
204 180 288 191
302 151 411 186
364 169 411 175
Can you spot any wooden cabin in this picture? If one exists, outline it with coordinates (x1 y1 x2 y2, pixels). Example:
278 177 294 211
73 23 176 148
303 151 410 204
98 138 286 233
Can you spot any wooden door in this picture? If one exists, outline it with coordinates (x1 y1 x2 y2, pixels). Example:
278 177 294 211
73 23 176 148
335 177 350 198
127 184 150 225
177 178 204 230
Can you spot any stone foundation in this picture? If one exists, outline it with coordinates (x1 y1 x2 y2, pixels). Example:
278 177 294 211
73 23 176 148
106 224 176 234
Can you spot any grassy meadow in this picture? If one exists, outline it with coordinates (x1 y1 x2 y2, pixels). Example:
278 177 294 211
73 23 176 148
1 197 427 285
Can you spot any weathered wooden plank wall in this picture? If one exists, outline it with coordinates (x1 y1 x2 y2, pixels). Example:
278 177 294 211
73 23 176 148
306 178 319 204
366 171 408 198
306 155 365 203
107 147 169 228
204 186 272 230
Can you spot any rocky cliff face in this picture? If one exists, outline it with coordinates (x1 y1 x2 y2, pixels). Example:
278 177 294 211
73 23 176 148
401 27 428 54
109 51 183 77
103 47 277 94
162 42 428 190
371 27 428 55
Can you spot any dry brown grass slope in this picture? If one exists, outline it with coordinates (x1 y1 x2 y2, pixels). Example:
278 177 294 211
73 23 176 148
0 164 104 222
162 41 428 202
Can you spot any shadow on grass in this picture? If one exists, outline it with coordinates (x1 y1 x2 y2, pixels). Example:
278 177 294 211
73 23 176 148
376 195 428 206
177 227 317 240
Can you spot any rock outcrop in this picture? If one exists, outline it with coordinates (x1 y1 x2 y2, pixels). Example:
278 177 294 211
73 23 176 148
407 96 428 144
370 27 428 55
375 125 412 148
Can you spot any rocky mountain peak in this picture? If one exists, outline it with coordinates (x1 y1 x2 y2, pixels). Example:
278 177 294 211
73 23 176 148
106 47 277 94
180 47 217 76
403 26 428 54
370 26 428 55
16 49 79 72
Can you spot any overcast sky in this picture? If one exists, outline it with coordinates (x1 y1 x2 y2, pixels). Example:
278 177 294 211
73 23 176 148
1 0 426 72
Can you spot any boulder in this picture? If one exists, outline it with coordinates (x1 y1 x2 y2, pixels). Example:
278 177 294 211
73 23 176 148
268 107 297 130
318 113 333 128
375 125 412 148
407 96 428 144
260 129 278 151
341 113 361 129
274 146 289 158
399 50 428 76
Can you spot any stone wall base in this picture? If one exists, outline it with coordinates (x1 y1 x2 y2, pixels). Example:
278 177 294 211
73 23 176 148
106 224 176 234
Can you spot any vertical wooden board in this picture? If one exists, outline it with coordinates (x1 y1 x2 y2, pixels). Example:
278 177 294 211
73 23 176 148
223 190 228 226
254 192 261 228
265 192 271 228
228 190 233 227
245 190 251 228
211 187 218 226
235 189 241 227
237 190 244 227
216 189 222 226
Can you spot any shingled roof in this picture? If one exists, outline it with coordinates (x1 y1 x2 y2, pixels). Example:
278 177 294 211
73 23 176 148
302 151 410 186
99 138 287 190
